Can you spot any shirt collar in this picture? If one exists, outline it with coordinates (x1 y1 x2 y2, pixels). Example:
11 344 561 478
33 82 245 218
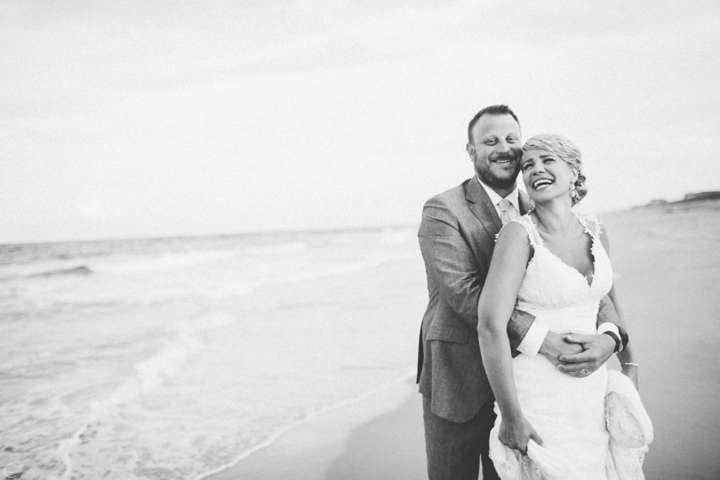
476 176 520 212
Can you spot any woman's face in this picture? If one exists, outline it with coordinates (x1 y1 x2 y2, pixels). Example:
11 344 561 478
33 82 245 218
522 149 578 204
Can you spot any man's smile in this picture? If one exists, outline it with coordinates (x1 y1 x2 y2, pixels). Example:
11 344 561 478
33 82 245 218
491 155 518 165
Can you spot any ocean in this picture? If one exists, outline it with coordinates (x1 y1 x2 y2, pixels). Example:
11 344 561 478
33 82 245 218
0 227 426 480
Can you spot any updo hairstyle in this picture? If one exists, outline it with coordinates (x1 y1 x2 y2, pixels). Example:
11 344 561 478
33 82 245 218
522 134 587 205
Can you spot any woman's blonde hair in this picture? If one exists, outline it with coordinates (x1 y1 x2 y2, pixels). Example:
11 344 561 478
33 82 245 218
523 134 587 205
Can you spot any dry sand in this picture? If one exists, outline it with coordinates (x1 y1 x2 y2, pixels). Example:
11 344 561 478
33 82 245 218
207 200 720 480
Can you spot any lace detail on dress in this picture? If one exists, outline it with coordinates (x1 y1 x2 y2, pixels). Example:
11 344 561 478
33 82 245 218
576 212 603 239
507 214 613 313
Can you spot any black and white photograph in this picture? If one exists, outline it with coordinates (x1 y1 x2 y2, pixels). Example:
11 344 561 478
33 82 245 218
1 1 719 479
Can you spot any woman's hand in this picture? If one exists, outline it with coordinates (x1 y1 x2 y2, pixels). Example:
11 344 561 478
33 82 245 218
498 415 544 454
622 364 639 389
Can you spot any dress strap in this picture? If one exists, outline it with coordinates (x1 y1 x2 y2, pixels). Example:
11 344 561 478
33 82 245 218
501 215 543 248
576 213 602 238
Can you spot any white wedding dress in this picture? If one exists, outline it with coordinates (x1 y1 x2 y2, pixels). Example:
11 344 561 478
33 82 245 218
488 213 649 480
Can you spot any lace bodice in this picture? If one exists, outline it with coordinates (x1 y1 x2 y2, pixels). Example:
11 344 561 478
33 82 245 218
510 213 613 318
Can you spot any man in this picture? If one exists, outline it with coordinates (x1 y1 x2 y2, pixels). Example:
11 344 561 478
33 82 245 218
417 105 627 480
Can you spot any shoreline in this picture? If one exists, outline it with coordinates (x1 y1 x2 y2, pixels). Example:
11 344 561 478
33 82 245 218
203 376 425 480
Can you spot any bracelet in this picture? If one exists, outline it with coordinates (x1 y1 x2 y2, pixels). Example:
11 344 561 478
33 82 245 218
622 362 639 368
619 329 629 352
602 331 622 353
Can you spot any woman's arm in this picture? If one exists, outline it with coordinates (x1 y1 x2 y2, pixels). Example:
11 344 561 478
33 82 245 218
600 224 639 388
477 222 543 452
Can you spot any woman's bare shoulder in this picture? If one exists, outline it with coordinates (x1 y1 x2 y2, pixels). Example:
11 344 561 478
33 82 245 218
496 220 533 257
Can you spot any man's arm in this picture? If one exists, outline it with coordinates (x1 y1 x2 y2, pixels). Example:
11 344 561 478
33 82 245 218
419 195 540 347
508 310 553 358
418 196 485 324
507 310 534 353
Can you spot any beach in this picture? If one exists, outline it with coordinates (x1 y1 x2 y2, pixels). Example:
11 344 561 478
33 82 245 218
2 201 720 479
207 200 720 480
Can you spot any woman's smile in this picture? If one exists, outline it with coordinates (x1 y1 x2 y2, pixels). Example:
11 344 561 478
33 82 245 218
530 178 554 191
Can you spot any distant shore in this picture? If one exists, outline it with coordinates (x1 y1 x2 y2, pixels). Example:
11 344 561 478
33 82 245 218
646 190 720 206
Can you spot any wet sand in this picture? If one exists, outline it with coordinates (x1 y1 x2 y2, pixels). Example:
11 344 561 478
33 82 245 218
204 377 425 480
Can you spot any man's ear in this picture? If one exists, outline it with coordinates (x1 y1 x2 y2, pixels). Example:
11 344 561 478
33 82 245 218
466 143 474 159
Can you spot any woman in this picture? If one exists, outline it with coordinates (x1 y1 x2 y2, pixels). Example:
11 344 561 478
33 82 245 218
476 134 651 479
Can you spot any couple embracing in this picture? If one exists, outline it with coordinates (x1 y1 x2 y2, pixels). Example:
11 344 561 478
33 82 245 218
417 105 653 479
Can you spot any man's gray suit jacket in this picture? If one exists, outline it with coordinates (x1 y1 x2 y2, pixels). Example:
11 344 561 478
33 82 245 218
417 178 533 423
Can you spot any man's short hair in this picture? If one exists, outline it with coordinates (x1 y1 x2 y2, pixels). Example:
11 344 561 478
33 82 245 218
467 105 520 143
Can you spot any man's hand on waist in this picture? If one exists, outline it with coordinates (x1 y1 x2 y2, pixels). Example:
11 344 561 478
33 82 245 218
555 333 616 378
538 331 583 366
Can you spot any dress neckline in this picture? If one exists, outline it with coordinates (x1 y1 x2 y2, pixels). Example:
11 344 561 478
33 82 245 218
526 213 597 289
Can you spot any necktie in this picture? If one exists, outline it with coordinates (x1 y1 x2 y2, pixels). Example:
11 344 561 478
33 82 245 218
499 198 514 225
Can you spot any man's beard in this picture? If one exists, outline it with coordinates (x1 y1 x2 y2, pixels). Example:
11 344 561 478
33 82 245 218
477 151 521 189
479 169 518 190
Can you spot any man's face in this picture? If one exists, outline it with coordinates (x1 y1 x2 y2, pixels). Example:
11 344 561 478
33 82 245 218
467 114 523 192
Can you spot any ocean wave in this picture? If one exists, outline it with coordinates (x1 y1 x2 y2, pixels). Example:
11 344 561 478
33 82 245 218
94 250 237 276
99 333 203 414
28 265 93 278
54 331 204 479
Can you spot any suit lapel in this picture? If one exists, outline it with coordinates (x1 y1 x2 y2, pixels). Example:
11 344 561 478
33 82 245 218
465 178 502 236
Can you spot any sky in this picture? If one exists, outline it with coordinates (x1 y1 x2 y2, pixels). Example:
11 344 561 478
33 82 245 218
1 0 719 244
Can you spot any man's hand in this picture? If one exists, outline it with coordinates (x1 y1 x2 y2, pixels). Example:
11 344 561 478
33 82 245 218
538 331 584 367
556 333 615 377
